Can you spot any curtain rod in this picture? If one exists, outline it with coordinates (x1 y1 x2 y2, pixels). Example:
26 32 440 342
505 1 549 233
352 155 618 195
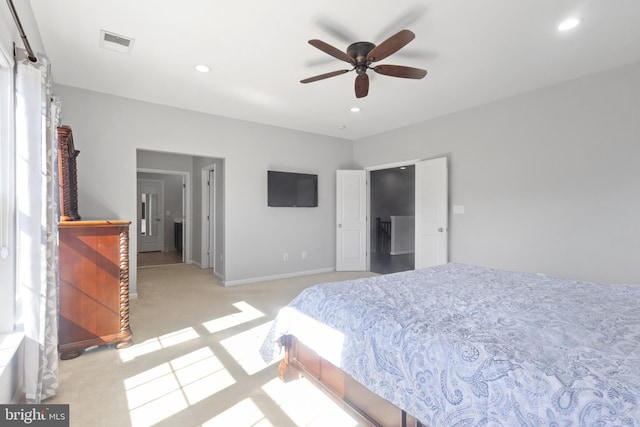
6 0 37 62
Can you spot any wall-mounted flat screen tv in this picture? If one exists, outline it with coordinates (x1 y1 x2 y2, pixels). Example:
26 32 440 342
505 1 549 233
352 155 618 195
268 170 318 207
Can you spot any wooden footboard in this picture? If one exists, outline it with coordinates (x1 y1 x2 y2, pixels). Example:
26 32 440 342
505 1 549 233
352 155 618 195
278 335 424 427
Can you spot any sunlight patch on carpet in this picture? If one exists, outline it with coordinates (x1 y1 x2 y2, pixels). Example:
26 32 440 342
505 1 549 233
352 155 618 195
262 377 360 426
202 398 274 427
125 347 235 426
119 326 200 362
202 301 265 333
220 321 276 375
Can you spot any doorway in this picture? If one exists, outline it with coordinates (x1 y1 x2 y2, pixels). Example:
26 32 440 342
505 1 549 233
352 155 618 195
369 165 415 274
136 170 188 267
137 179 165 253
335 157 448 274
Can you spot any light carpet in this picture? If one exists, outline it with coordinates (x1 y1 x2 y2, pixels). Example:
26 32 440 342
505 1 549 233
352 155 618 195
46 264 377 427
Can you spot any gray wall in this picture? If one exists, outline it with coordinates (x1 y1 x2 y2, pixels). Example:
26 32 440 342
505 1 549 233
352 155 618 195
55 84 354 291
354 61 640 284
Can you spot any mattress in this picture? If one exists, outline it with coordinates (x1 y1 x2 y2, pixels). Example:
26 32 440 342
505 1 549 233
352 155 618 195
261 263 640 425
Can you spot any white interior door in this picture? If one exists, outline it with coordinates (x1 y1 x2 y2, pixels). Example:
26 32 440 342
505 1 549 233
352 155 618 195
208 169 215 269
138 179 164 252
200 167 216 270
336 170 367 271
415 157 448 268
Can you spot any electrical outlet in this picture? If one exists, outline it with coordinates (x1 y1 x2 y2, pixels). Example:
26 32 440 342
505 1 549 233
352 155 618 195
302 251 307 259
283 253 288 261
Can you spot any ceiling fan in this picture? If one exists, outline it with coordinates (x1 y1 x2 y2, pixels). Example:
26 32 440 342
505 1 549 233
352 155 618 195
301 29 427 98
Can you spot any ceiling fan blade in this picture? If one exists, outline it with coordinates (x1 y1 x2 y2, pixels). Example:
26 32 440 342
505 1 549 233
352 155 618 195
366 29 415 62
300 69 351 84
373 64 427 79
355 74 369 98
308 39 355 64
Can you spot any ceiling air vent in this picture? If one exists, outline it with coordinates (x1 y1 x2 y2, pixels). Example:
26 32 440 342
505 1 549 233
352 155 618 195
99 30 135 54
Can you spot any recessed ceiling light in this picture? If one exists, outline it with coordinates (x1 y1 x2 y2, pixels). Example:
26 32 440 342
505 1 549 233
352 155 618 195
350 107 361 113
194 64 211 73
558 18 580 31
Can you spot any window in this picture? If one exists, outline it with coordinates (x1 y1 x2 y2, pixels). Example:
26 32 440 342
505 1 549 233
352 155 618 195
0 45 16 333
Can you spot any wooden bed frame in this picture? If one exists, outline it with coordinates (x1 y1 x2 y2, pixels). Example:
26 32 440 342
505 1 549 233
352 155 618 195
278 335 425 427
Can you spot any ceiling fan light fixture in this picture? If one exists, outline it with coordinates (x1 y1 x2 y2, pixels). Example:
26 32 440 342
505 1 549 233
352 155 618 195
558 17 581 31
301 29 426 98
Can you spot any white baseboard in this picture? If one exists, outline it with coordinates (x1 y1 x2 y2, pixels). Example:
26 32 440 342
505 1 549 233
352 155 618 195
223 267 335 287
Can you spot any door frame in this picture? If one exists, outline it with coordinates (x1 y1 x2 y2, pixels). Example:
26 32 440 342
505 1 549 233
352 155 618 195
137 168 191 263
365 159 421 271
200 165 216 270
364 157 448 270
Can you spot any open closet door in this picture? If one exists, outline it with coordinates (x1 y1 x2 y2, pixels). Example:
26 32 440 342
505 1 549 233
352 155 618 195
415 157 448 268
336 170 367 271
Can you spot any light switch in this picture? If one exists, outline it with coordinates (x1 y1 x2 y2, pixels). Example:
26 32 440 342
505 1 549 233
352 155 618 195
453 205 465 214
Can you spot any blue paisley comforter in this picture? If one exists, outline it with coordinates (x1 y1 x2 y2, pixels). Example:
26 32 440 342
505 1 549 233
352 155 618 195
261 263 640 426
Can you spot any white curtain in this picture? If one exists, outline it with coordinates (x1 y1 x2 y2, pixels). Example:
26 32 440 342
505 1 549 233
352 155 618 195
15 47 60 402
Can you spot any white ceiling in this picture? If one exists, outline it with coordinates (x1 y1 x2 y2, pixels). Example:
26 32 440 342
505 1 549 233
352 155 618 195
29 1 640 140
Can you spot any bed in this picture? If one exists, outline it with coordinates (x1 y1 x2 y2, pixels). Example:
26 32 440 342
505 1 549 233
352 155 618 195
261 263 640 426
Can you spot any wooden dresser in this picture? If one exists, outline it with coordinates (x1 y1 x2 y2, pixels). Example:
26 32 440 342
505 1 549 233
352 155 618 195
57 125 133 359
58 220 132 359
